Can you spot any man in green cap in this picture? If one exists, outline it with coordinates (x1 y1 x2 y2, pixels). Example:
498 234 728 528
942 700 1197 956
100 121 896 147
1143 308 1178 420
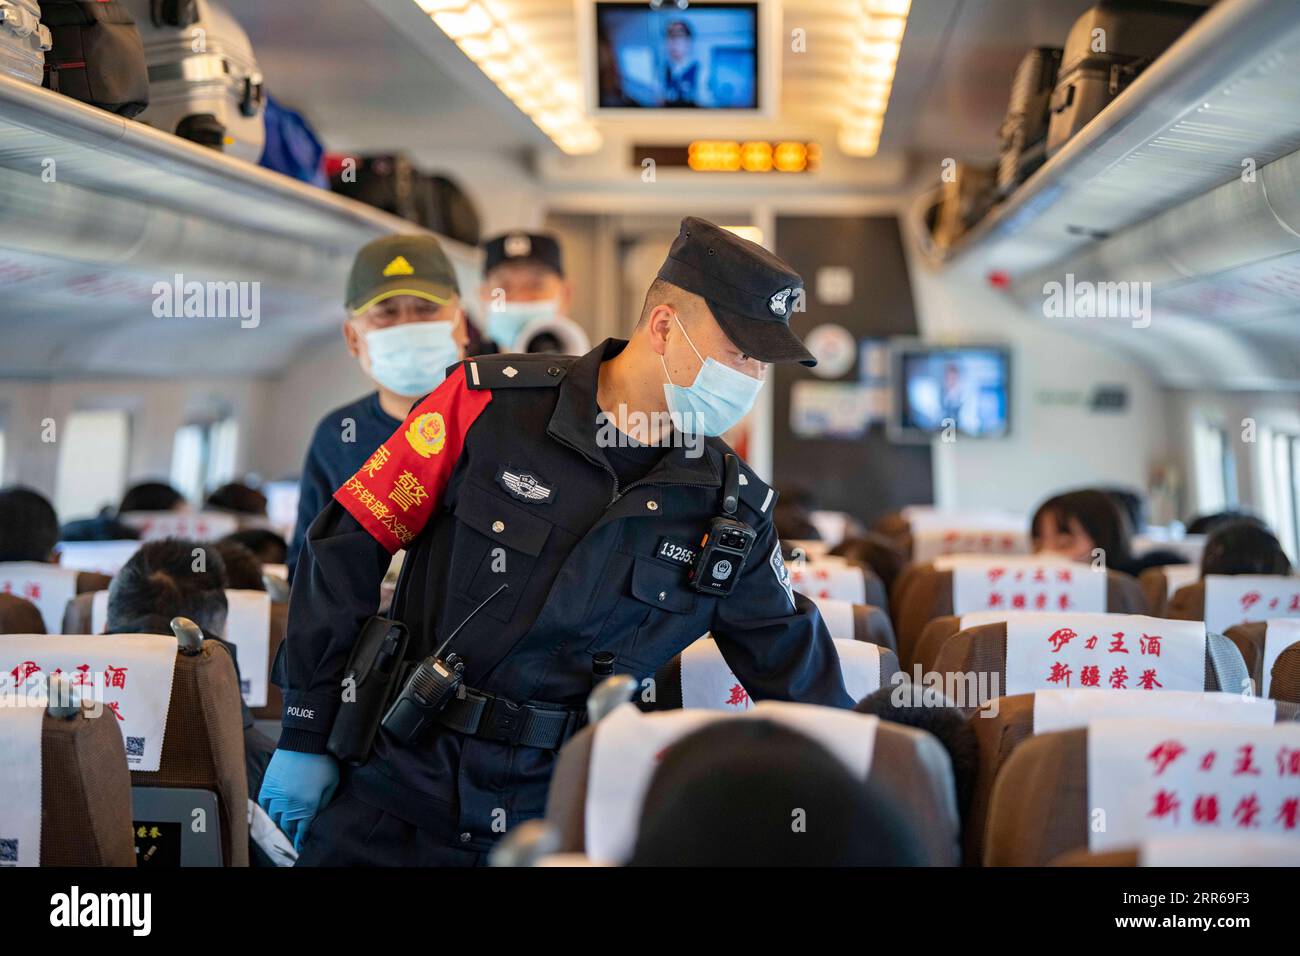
286 234 466 576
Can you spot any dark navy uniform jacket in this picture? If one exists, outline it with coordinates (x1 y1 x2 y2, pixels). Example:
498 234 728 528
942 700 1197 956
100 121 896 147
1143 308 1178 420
278 338 851 851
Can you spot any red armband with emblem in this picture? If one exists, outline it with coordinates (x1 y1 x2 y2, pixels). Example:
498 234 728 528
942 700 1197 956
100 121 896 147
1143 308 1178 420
334 365 491 553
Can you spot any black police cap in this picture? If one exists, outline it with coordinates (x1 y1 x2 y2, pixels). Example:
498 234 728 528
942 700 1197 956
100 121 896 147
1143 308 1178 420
657 217 815 366
483 231 564 278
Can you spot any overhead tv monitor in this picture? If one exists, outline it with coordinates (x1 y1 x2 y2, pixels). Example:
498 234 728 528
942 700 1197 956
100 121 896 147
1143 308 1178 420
890 343 1011 442
581 1 776 115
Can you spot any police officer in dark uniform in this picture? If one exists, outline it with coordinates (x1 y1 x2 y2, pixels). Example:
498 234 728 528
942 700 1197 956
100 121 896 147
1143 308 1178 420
258 217 852 866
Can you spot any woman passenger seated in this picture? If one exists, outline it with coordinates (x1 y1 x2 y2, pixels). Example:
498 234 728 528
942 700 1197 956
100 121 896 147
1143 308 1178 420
1200 520 1291 577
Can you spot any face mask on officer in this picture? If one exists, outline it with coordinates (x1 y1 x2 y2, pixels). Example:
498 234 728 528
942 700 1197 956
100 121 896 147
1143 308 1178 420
486 299 559 350
364 319 461 398
661 314 764 437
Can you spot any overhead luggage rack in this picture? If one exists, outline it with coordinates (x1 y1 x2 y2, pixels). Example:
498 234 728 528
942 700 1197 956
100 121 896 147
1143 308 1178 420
0 70 463 247
0 72 480 377
930 0 1300 279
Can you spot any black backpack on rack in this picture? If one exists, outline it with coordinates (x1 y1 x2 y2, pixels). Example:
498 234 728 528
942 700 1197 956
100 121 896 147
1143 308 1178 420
39 0 149 117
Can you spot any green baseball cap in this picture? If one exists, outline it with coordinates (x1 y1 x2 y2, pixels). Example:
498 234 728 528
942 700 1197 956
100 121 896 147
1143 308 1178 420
346 234 460 315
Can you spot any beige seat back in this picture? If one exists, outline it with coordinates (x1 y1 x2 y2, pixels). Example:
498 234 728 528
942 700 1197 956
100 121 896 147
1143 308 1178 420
0 594 45 635
545 710 959 865
968 692 1298 867
986 718 1300 866
891 563 1147 670
932 620 1243 710
40 708 137 866
131 640 249 866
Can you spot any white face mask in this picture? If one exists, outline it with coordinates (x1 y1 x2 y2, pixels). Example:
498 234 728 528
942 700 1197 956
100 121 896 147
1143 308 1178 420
487 299 560 349
661 316 763 437
364 321 460 397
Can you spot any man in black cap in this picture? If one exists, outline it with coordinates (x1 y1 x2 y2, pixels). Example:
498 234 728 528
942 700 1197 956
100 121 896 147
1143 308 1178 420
475 230 580 355
259 216 849 865
285 234 467 577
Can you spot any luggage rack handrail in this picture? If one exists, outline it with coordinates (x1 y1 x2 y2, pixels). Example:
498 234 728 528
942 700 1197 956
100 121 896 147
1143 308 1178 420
934 0 1300 273
0 70 477 257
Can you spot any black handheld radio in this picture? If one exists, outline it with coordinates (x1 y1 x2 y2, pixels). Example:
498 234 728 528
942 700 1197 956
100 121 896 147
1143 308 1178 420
687 454 757 596
380 583 508 745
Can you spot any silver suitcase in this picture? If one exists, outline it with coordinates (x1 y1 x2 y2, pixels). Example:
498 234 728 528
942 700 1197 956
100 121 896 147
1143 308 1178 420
122 0 264 162
0 0 52 86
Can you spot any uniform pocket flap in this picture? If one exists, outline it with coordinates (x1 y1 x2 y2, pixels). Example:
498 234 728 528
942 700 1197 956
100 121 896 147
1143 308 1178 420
630 557 696 614
454 481 552 557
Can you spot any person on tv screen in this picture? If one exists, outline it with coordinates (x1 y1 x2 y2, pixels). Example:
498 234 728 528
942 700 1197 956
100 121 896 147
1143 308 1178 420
661 20 703 107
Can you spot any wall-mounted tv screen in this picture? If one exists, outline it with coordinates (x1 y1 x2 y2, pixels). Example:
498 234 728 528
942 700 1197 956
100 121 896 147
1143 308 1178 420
891 344 1011 441
593 2 761 110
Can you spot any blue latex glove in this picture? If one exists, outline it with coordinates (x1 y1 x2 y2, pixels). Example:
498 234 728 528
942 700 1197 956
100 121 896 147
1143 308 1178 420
257 749 339 852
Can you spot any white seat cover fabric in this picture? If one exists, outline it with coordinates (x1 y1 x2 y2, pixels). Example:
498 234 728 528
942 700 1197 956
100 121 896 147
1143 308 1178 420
585 702 879 864
1033 688 1275 735
1139 833 1300 866
56 540 142 577
0 703 45 866
0 563 79 634
679 636 882 710
806 595 855 641
944 555 1105 616
0 634 177 771
1160 563 1200 599
787 562 865 604
1204 575 1300 634
995 612 1206 696
1087 718 1300 852
119 511 239 542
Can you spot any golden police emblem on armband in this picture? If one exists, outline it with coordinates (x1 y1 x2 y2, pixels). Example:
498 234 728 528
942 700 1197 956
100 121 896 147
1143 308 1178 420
406 411 447 458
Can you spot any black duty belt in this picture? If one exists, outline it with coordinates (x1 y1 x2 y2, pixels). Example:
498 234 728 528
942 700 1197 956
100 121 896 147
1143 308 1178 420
435 686 585 750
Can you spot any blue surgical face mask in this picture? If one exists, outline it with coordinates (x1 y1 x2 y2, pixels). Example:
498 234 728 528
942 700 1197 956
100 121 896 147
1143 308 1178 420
486 299 559 349
661 316 764 437
365 320 460 397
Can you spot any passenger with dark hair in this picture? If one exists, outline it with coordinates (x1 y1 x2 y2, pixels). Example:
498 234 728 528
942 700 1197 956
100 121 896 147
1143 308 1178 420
0 486 60 563
1200 520 1292 577
216 540 267 591
1187 509 1266 536
220 529 289 566
855 684 979 824
1031 489 1134 571
119 481 187 514
104 539 280 864
1095 486 1147 534
206 482 268 516
60 507 141 543
831 531 908 596
630 720 924 866
772 483 821 542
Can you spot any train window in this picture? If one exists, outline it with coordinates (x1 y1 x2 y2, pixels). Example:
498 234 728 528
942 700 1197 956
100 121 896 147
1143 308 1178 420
171 418 240 503
1192 421 1237 514
53 410 131 521
1260 429 1300 561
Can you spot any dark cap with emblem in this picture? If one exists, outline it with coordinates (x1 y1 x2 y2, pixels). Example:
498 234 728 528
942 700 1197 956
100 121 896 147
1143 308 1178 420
483 231 565 278
657 216 814 366
347 234 460 315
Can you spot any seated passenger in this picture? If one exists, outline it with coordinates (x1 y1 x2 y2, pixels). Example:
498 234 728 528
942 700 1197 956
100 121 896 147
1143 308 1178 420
103 539 281 863
1187 509 1266 536
856 685 979 823
60 507 141 542
206 482 268 517
1200 520 1292 576
220 528 289 566
831 532 908 596
119 481 188 514
216 540 267 591
1031 488 1164 576
0 486 61 564
629 720 923 866
773 483 822 542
